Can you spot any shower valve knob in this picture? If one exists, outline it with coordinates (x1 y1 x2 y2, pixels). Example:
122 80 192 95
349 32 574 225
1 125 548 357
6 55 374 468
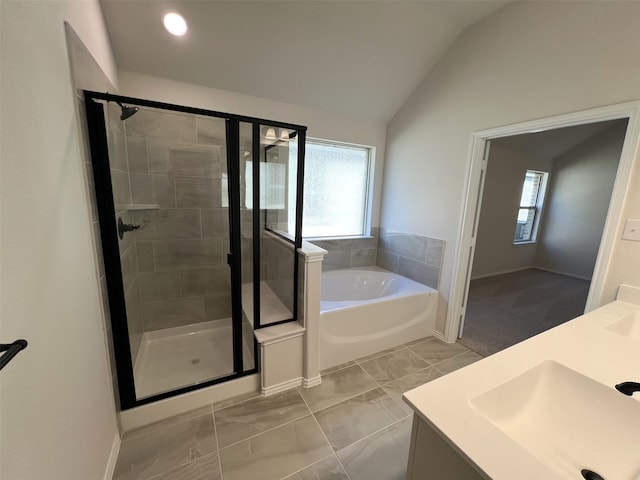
117 217 141 239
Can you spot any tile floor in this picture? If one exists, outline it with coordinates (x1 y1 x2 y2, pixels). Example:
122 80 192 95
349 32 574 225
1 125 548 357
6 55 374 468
113 337 483 480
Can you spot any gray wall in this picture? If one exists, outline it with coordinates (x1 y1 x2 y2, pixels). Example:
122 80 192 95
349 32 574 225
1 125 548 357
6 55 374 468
471 145 553 278
535 123 626 278
471 123 626 280
381 2 640 334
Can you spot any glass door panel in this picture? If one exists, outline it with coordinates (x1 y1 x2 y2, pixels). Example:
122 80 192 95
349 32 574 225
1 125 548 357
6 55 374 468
100 102 236 400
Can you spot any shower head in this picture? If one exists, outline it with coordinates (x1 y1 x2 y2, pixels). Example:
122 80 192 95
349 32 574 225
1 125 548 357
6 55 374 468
116 101 139 121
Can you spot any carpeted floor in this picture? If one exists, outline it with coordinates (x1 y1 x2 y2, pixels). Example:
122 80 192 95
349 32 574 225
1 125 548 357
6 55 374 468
457 268 590 357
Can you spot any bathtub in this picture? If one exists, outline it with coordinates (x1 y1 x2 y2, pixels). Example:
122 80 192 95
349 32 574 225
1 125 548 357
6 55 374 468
319 267 438 370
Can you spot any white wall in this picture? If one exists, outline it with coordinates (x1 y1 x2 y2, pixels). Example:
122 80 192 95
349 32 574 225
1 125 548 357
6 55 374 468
382 1 640 333
535 123 626 279
0 1 119 479
118 71 388 229
471 145 553 278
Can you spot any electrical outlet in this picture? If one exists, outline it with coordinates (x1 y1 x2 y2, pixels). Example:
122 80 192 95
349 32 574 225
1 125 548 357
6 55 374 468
622 219 640 241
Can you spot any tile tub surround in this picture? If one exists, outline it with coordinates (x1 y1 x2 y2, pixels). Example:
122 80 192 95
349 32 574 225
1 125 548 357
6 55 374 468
376 229 444 289
310 229 444 289
113 337 482 480
309 233 379 271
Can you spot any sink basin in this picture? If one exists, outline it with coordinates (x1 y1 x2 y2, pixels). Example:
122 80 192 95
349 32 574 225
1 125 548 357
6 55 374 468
470 361 640 479
606 312 640 340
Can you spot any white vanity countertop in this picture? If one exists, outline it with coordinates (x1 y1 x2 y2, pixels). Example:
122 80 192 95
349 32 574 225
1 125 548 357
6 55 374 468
403 285 640 480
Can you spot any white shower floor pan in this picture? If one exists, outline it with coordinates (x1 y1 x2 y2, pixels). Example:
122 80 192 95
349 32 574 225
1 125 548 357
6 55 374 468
133 319 254 400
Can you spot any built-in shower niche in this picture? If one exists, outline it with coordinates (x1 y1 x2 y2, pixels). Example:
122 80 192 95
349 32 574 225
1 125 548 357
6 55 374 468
86 91 306 408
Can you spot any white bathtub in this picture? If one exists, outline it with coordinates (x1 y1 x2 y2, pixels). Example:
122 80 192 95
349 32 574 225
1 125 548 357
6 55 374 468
319 267 438 370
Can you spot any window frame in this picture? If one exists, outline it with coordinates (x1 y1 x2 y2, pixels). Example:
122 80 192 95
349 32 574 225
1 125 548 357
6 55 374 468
301 137 374 239
513 169 549 244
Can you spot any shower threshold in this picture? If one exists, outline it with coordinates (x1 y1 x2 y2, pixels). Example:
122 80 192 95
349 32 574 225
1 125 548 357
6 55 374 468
133 319 254 400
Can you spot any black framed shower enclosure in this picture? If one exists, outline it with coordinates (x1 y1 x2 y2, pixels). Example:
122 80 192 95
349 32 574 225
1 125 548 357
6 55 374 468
83 90 306 410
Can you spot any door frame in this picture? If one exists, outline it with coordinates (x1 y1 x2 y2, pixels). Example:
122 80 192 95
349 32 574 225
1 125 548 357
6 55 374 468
445 101 640 342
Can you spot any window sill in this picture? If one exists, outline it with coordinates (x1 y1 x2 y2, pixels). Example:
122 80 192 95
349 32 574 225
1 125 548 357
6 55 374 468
513 240 537 246
304 235 375 242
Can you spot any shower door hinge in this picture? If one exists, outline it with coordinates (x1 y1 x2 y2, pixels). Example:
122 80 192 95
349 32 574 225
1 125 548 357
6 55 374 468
227 253 232 266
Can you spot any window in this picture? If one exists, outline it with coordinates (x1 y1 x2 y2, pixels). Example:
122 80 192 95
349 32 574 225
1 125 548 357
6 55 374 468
514 170 548 243
302 139 372 238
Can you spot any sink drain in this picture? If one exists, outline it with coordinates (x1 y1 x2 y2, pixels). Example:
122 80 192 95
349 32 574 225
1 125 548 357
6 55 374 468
581 469 605 480
191 358 200 365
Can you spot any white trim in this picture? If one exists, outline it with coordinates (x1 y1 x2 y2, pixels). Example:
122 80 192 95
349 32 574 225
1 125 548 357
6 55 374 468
302 375 322 388
261 377 303 396
533 267 592 282
446 101 640 342
103 434 120 480
616 284 640 304
470 266 533 281
431 330 447 343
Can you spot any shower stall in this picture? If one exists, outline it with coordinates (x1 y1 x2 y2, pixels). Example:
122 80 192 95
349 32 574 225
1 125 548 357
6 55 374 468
84 91 306 409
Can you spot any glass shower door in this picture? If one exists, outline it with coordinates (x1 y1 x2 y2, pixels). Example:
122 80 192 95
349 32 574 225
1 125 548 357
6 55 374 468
90 98 240 402
84 90 305 409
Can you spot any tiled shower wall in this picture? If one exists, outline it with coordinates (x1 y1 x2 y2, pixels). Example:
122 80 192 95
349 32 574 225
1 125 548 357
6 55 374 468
105 104 144 366
262 233 295 314
125 111 232 334
310 228 444 290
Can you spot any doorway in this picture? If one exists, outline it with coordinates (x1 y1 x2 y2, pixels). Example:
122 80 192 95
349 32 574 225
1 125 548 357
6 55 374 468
445 102 640 345
458 119 627 355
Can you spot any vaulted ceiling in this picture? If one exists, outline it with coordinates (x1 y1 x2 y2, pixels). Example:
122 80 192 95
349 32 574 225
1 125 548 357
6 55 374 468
100 1 510 122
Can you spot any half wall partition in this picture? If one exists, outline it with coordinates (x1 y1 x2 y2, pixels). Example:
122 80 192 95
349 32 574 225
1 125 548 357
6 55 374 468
83 91 306 409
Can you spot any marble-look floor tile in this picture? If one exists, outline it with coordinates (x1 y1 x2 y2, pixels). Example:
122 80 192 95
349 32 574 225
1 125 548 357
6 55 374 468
148 452 221 480
219 415 332 480
320 360 357 376
381 367 443 416
358 349 428 384
315 387 406 451
407 337 469 365
215 388 309 448
211 390 259 411
337 417 413 480
298 364 378 412
122 406 212 441
434 350 484 375
283 455 349 480
354 344 405 364
113 412 216 480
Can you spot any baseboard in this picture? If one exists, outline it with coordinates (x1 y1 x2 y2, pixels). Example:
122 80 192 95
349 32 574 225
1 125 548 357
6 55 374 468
261 377 303 396
470 267 532 280
432 330 448 342
302 375 322 388
533 267 591 281
471 266 591 282
103 433 121 480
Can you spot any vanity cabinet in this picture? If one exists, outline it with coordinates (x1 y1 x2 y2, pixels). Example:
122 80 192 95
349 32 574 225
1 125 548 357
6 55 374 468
406 415 486 480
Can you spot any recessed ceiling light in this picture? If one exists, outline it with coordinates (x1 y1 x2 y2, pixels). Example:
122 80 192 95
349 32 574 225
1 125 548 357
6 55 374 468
163 12 187 37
